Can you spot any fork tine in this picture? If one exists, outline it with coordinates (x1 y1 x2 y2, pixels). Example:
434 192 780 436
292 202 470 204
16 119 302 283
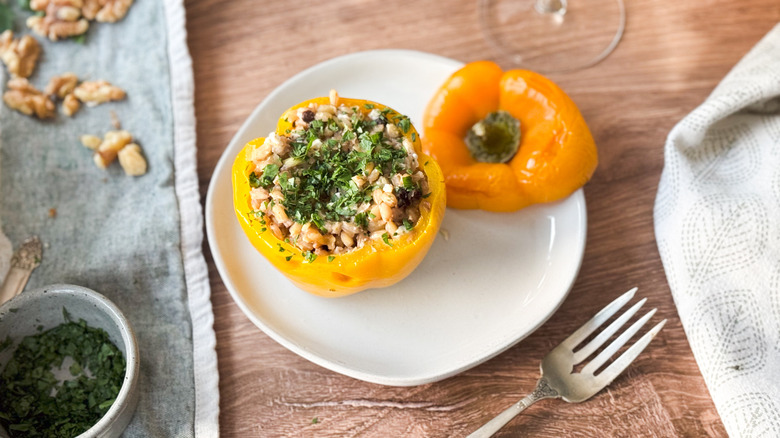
581 308 657 375
560 287 637 350
571 298 647 364
594 319 667 386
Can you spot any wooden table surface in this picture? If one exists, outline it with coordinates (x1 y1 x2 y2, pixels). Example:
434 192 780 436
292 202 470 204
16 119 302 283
184 1 780 436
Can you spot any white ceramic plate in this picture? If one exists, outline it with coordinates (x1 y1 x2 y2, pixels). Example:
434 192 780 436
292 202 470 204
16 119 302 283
205 50 587 386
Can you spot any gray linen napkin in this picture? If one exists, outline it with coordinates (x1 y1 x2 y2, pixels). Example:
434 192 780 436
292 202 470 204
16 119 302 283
654 23 780 437
0 0 219 436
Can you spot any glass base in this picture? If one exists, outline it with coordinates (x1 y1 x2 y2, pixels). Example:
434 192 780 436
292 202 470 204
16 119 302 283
478 0 626 73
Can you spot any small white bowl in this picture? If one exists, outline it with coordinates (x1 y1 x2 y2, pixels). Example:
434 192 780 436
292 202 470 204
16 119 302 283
0 284 139 438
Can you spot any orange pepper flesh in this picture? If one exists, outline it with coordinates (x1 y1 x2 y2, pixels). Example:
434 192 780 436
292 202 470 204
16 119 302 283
232 97 446 298
422 61 597 212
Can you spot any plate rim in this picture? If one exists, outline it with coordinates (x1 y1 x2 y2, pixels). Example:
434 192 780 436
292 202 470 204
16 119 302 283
205 49 587 386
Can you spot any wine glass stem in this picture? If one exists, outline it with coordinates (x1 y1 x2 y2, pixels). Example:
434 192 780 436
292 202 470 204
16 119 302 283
535 0 567 15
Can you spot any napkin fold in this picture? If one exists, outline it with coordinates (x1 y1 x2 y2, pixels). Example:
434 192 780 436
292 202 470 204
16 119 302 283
654 24 780 437
0 0 218 436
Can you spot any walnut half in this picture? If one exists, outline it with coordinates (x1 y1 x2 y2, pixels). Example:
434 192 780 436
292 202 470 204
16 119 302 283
3 78 55 119
0 31 42 78
62 93 81 116
94 129 132 168
85 130 147 176
94 0 134 23
117 143 147 176
45 72 82 116
27 0 89 41
27 15 89 41
73 80 125 106
45 72 79 98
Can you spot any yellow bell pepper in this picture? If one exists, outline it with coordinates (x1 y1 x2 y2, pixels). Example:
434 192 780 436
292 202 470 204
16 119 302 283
232 96 446 298
422 61 598 212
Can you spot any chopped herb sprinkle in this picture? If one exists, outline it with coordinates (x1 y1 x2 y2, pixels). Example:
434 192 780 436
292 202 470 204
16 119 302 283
0 316 126 438
247 97 431 257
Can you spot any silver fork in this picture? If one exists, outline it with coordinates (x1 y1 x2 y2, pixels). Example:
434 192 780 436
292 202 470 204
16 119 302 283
467 287 666 438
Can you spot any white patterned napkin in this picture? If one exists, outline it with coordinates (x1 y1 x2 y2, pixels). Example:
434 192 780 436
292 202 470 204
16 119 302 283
654 24 780 438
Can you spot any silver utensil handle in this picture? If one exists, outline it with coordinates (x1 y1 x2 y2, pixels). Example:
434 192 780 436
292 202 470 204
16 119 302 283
0 236 42 306
466 377 559 438
0 266 32 305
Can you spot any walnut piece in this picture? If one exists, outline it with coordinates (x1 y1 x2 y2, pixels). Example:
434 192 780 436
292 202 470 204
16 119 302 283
29 0 132 41
80 0 134 22
80 134 102 149
94 129 132 168
73 80 125 106
85 130 147 176
109 110 121 129
62 93 80 116
27 15 89 41
81 0 101 20
27 0 89 41
94 0 133 23
45 72 79 98
117 143 147 176
3 78 55 119
57 5 83 22
0 31 42 78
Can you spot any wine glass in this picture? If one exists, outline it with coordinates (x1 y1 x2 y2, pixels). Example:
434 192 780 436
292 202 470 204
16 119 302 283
478 0 626 72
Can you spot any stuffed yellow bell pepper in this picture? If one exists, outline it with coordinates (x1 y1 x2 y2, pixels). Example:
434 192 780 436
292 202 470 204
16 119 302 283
422 61 597 212
233 93 446 297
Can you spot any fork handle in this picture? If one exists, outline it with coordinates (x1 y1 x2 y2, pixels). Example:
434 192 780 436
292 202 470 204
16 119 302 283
466 377 559 438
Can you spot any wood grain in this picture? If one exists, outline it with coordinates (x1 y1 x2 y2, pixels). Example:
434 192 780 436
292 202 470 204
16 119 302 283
184 0 780 436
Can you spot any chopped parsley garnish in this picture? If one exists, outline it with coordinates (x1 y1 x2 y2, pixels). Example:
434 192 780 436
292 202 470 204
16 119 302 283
327 256 335 262
0 317 126 437
381 233 393 247
285 255 294 261
254 107 414 228
395 115 411 134
249 102 432 253
402 175 415 191
248 172 262 188
354 212 369 228
258 164 279 188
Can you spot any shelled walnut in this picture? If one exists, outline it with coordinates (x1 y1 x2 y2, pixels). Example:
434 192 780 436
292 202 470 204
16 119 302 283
28 0 134 41
83 130 147 176
0 31 41 78
27 0 90 42
45 72 81 116
117 143 146 176
80 134 102 149
3 78 55 119
94 129 132 168
62 93 80 116
92 0 134 23
45 72 79 98
73 80 125 105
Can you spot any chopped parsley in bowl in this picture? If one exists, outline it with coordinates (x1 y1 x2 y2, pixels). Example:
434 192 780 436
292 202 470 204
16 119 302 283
0 284 139 438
